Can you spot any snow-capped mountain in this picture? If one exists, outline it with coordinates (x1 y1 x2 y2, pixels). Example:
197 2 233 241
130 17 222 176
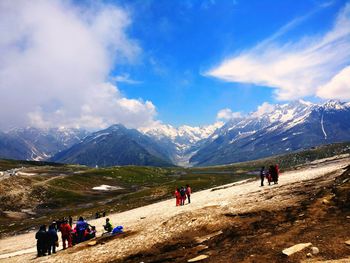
140 122 223 165
0 127 88 161
1 100 350 167
190 100 350 166
50 124 173 167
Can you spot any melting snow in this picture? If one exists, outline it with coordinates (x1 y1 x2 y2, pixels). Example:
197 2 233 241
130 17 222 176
321 113 328 140
92 185 123 191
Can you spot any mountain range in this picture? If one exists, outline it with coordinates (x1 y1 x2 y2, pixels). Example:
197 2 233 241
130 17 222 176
1 100 349 167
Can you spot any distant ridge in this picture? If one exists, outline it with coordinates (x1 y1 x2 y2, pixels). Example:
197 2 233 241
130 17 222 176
50 124 174 167
1 100 350 167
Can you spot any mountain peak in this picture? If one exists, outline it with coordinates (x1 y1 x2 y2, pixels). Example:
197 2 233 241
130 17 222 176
105 124 127 132
322 100 345 110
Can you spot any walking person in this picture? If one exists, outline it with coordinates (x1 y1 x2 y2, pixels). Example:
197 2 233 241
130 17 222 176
260 166 265 186
47 224 58 255
35 225 48 257
60 219 72 249
186 184 191 204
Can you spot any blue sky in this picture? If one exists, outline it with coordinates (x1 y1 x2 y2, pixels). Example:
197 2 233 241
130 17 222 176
109 0 349 126
1 0 349 130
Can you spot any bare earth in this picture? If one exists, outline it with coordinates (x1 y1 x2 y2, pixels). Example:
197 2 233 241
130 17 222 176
1 156 350 263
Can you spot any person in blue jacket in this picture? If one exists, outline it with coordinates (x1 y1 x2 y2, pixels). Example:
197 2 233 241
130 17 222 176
47 223 58 254
75 217 88 243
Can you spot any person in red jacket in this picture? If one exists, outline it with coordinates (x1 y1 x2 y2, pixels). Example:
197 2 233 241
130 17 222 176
186 184 191 204
59 219 72 249
174 188 181 206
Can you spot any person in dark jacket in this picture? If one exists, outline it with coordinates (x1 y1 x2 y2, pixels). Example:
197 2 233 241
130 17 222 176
180 186 186 206
186 184 192 204
68 215 73 227
76 217 88 243
35 225 48 257
103 218 113 233
47 224 58 255
260 166 265 186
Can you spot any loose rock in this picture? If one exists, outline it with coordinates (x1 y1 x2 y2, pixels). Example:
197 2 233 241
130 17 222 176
345 240 350 246
322 199 330 205
311 246 319 255
282 243 312 256
307 253 312 258
88 241 97 246
188 255 209 262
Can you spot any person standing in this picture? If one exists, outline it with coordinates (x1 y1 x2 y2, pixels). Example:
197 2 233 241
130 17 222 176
180 186 186 206
275 164 280 184
60 219 72 249
186 184 192 204
35 225 48 257
260 166 265 186
68 215 73 227
174 188 181 206
76 217 88 243
47 224 58 255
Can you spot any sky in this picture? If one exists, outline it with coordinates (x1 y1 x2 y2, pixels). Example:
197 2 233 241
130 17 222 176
0 0 349 130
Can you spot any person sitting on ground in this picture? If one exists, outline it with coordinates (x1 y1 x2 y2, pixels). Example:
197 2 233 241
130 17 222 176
47 224 58 255
86 226 97 240
112 225 123 235
35 225 48 257
186 184 192 204
76 216 88 243
103 218 113 233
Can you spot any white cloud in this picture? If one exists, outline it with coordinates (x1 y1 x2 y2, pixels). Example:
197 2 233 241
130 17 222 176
253 102 275 117
317 65 350 99
110 73 141 84
0 0 155 130
216 108 242 120
207 3 350 100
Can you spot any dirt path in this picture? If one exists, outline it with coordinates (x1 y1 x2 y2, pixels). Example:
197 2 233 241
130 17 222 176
0 156 349 262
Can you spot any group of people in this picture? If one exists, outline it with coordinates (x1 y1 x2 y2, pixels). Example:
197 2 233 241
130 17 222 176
35 214 124 257
174 185 191 206
35 216 97 257
260 164 280 186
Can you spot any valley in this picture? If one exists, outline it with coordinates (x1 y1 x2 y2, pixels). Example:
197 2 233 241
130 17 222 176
0 153 349 262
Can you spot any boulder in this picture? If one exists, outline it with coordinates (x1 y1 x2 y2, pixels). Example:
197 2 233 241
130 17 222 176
88 241 97 246
282 243 312 256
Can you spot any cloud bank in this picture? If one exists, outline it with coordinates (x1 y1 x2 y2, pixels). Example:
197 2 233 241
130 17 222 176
216 108 242 120
207 3 350 100
0 0 156 130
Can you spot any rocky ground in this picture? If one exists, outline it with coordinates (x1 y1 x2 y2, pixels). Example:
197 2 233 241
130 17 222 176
0 156 349 263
